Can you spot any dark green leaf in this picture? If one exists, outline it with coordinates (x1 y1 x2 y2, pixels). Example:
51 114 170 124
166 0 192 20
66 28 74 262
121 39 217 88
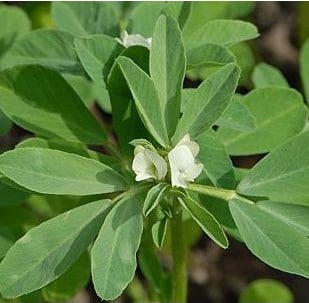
0 65 106 144
300 38 309 104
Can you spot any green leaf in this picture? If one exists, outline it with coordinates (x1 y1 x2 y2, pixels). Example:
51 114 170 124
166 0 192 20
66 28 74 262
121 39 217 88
0 65 106 145
187 43 235 69
128 2 191 37
16 137 119 170
0 110 12 136
173 63 240 142
300 38 309 104
230 42 256 86
74 34 124 113
0 180 29 207
217 87 308 155
0 227 15 259
150 15 185 136
108 46 150 154
116 56 169 147
52 2 121 37
256 201 309 235
75 34 124 85
252 63 289 88
237 130 309 205
1 30 82 74
63 74 95 107
239 279 293 303
0 5 30 62
185 20 259 51
91 196 143 300
183 2 255 37
0 200 112 298
178 196 228 248
0 148 127 196
143 183 168 217
217 95 256 132
230 198 309 279
196 130 236 189
42 253 90 302
152 217 168 249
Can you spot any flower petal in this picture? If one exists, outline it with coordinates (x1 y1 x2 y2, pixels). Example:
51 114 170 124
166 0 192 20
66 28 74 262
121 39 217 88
145 149 167 180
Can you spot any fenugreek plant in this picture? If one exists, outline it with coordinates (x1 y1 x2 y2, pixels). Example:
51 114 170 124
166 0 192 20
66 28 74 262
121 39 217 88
0 2 309 303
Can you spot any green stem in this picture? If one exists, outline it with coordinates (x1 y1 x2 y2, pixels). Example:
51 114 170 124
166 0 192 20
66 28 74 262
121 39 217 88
188 183 237 201
171 205 187 303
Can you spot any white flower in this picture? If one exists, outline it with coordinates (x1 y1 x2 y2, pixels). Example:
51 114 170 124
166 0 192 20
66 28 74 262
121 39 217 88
118 30 152 49
168 134 203 188
132 146 167 181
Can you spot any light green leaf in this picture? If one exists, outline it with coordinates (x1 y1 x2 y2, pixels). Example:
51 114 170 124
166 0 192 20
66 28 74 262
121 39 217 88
128 2 191 37
218 87 308 155
152 218 168 249
150 15 185 136
0 110 12 136
183 2 255 37
252 63 289 88
42 253 90 302
16 137 119 170
0 200 112 298
300 38 309 104
91 196 143 300
185 20 259 51
217 95 256 132
63 74 95 107
75 34 124 84
173 63 240 142
0 65 106 145
230 198 309 279
143 183 168 217
52 2 121 37
0 148 126 196
230 42 256 86
108 46 150 154
196 130 236 189
237 130 309 205
0 5 30 62
239 279 293 303
257 201 309 235
74 34 124 113
178 196 228 248
1 29 82 74
116 56 169 147
187 43 235 69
